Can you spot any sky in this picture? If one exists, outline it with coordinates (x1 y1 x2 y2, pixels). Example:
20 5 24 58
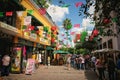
46 0 95 47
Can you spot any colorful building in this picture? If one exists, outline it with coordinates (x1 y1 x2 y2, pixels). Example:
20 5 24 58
0 0 58 73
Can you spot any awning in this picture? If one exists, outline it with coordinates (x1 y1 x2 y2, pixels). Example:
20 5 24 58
53 50 69 54
46 46 54 50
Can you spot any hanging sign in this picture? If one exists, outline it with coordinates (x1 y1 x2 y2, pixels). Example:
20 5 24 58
30 32 37 40
24 16 32 26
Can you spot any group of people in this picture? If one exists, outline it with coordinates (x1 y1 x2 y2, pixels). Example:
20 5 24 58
95 54 120 80
65 53 120 80
66 54 91 70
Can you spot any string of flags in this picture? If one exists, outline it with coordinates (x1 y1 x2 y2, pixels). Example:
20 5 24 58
0 11 13 17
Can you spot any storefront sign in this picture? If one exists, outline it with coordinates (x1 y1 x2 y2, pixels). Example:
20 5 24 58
0 21 19 33
23 32 30 39
18 38 34 46
24 16 32 26
11 47 22 73
25 59 35 74
39 38 47 43
30 33 37 40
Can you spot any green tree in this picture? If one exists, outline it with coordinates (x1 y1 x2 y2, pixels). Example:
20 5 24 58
63 18 72 30
36 0 49 8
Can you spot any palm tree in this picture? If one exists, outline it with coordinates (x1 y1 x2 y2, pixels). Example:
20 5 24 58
62 18 72 48
63 18 72 30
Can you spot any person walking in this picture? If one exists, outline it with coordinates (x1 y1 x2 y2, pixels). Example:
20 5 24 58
66 54 71 70
107 55 116 80
95 56 105 80
116 54 120 80
1 54 11 76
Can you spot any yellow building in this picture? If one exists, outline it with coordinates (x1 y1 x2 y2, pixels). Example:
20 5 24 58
0 0 58 72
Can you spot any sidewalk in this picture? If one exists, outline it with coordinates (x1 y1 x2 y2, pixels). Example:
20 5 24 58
1 66 98 80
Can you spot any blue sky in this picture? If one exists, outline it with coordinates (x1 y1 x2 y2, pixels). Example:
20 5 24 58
47 0 95 47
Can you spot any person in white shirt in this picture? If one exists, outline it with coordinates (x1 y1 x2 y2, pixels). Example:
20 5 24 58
1 54 10 76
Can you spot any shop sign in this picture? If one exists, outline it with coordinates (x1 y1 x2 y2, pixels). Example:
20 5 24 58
0 22 19 33
25 59 35 74
18 38 34 46
11 47 22 73
23 32 30 39
39 38 47 43
30 33 37 40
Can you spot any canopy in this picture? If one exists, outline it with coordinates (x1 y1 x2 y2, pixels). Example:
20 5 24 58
46 47 54 50
92 48 120 54
53 50 69 54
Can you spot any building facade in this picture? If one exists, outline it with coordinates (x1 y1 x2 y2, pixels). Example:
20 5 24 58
0 0 58 73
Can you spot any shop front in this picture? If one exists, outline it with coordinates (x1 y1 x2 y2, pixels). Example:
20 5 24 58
10 38 34 73
0 31 14 69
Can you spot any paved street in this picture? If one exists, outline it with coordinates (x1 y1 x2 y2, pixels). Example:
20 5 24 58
3 66 98 80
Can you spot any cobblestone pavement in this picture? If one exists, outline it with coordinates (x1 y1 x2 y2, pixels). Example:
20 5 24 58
2 66 98 80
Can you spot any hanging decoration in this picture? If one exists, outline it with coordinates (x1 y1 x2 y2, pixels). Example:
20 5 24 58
51 26 57 31
103 18 110 24
53 31 57 34
74 24 80 28
31 30 36 33
36 30 40 34
6 11 13 16
24 16 32 26
47 34 50 38
93 29 99 36
39 8 46 15
51 38 55 43
22 25 27 30
75 2 83 8
76 34 81 40
0 12 4 17
16 11 23 16
64 37 67 39
43 26 48 32
28 26 34 31
62 34 65 36
89 35 94 41
27 10 34 15
70 32 75 35
61 4 71 8
80 31 88 42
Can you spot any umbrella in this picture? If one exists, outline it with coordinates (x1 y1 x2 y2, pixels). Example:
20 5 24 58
53 50 69 54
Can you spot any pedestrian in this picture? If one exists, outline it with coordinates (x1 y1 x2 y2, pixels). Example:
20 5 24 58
116 54 120 80
79 55 85 70
1 54 11 76
91 55 96 71
66 54 71 70
95 56 105 80
107 55 116 80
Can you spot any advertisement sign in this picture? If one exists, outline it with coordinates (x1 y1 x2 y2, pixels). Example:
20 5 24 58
25 59 35 74
11 47 22 73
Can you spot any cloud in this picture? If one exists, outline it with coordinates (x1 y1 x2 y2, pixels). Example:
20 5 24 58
88 5 95 14
82 18 95 27
47 4 69 23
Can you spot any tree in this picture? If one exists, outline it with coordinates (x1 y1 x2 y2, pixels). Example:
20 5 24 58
62 18 72 49
82 40 97 52
63 18 72 30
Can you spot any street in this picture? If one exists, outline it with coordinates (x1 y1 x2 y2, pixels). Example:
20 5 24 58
3 66 98 80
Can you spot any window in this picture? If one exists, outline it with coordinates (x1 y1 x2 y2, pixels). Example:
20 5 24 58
108 39 113 49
